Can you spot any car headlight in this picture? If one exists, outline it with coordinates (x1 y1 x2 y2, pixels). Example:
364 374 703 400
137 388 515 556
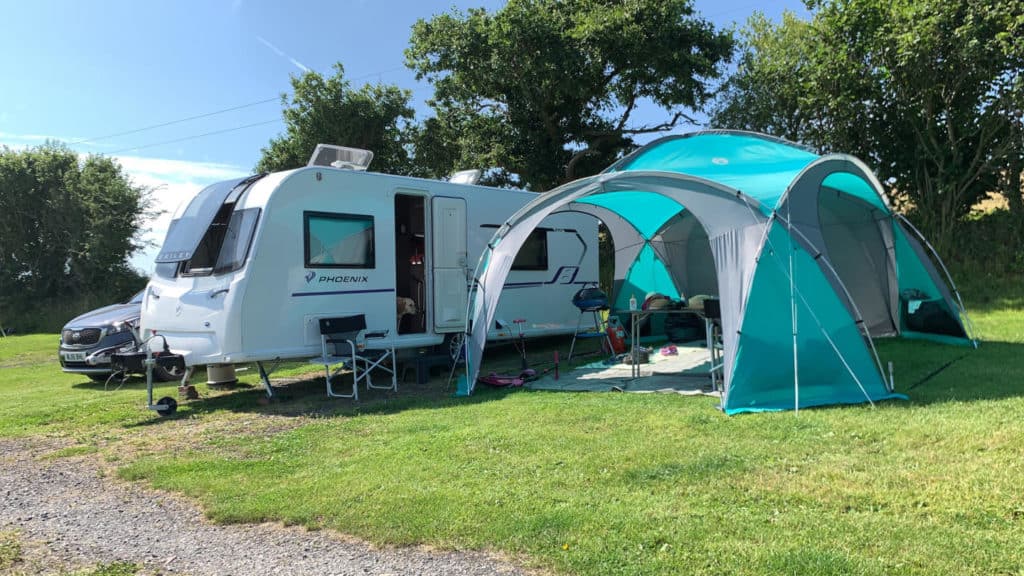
107 321 134 335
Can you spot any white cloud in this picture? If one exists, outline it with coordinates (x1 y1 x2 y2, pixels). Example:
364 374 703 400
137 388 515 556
0 130 88 144
112 155 249 274
256 35 311 73
113 154 249 184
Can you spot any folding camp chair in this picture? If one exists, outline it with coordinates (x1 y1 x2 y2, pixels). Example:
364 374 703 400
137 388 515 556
312 315 396 400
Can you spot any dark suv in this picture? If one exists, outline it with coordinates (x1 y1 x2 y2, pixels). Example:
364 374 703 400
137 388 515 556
58 291 176 382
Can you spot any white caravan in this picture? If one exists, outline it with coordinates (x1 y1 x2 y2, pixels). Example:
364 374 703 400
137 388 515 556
141 146 598 389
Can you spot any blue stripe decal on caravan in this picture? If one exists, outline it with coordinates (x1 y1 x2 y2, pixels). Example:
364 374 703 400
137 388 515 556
505 265 592 289
505 281 597 289
291 288 396 297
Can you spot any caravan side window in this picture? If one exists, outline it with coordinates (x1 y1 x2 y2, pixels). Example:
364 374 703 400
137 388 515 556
304 212 375 268
481 224 549 271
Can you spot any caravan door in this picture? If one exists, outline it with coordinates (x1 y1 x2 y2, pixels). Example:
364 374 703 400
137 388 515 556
431 197 468 332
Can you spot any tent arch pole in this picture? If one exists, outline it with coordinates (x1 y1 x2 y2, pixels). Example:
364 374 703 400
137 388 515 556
771 156 965 370
774 156 913 340
776 154 896 212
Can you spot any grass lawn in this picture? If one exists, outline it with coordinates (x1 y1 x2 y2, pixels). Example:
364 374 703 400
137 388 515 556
2 287 1023 575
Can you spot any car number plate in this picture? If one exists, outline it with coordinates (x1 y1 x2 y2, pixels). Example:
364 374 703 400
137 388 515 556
61 351 86 362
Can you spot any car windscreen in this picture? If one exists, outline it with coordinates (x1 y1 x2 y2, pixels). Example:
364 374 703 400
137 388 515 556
155 177 249 263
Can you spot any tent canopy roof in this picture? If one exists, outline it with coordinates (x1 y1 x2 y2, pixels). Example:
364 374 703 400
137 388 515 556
607 131 889 215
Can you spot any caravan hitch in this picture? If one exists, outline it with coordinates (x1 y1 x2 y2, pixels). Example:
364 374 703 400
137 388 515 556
111 337 187 417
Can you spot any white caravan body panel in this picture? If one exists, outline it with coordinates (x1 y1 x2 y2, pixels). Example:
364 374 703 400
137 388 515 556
142 167 598 366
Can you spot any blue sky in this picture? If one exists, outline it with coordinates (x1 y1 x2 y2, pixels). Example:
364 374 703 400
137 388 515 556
0 0 807 272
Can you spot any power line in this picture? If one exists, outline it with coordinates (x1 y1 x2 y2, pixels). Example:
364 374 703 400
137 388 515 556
71 65 410 148
68 97 281 146
106 119 281 155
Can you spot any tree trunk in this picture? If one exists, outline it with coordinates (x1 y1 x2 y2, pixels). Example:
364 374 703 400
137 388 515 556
1004 154 1023 216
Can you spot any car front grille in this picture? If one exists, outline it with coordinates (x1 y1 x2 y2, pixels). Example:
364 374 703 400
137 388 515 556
62 328 103 346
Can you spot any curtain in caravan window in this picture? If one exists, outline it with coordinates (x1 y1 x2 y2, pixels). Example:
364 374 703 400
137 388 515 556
305 212 375 268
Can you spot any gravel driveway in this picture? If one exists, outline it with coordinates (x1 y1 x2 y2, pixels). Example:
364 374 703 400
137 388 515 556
0 439 528 576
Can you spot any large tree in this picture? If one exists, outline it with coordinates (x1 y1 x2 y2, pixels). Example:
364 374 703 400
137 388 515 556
713 0 1024 251
256 64 416 175
712 12 820 145
0 144 149 330
406 0 734 190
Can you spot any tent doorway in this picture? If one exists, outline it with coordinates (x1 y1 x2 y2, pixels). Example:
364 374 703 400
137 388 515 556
817 189 897 336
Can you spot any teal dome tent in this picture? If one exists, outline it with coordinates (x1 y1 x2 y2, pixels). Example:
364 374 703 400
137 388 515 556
462 131 975 414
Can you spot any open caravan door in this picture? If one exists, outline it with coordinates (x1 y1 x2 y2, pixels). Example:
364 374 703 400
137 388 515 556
432 197 468 331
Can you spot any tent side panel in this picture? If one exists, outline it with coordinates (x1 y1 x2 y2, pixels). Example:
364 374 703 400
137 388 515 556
891 222 969 343
725 223 899 414
650 211 718 299
613 243 681 312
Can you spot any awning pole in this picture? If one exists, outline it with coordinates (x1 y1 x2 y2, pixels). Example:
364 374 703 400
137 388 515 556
785 205 799 415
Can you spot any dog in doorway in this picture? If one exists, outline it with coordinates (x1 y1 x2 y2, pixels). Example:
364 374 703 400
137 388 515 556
397 297 418 328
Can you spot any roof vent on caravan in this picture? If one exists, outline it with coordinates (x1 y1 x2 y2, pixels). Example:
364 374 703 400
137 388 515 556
307 144 374 171
449 169 482 185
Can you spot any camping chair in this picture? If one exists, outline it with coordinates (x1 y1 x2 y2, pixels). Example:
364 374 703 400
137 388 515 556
702 299 724 391
312 315 396 400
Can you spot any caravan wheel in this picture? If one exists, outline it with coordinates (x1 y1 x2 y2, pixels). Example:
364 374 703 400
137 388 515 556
445 332 466 366
153 364 185 382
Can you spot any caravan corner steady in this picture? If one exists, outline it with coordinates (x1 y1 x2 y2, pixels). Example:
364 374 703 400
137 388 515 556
141 145 599 395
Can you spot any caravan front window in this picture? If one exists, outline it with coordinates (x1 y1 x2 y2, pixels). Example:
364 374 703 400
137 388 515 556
214 208 261 273
304 212 375 268
156 177 248 263
181 206 261 276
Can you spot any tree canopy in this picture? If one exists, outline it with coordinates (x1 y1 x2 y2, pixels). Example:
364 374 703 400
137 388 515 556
406 0 734 190
0 144 149 330
713 0 1024 250
255 64 416 175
